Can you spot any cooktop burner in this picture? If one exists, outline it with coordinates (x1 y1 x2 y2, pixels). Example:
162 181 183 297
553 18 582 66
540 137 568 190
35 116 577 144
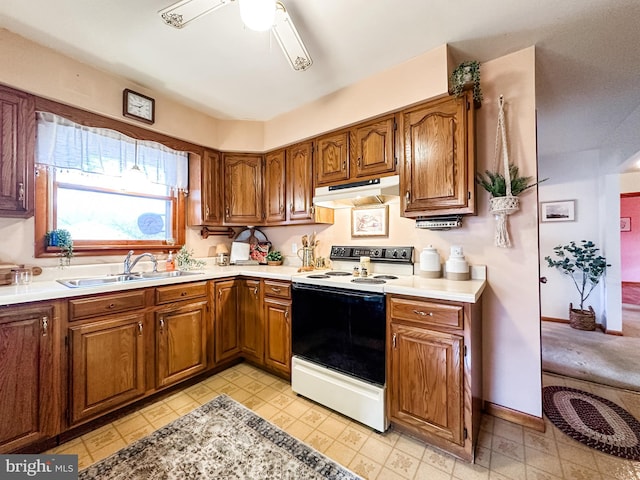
307 274 330 279
351 278 386 285
373 275 398 280
325 271 351 276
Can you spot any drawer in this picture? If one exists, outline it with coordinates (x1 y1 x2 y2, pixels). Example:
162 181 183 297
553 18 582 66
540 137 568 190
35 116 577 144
389 297 463 329
69 290 147 320
263 280 291 299
155 281 208 305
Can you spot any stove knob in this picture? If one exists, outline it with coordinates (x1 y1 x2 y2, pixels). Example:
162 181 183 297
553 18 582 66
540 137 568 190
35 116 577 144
372 249 381 257
401 250 408 258
392 249 398 258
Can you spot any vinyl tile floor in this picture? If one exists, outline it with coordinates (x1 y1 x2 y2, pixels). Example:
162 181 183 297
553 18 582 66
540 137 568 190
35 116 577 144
47 363 640 479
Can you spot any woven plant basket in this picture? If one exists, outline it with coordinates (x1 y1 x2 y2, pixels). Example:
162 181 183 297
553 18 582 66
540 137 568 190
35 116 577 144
490 195 520 215
569 303 596 331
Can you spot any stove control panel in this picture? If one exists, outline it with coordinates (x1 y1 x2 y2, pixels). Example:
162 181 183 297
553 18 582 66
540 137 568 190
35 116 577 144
330 246 413 263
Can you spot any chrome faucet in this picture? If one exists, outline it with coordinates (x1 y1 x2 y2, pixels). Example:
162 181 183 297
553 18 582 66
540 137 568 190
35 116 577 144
123 250 158 275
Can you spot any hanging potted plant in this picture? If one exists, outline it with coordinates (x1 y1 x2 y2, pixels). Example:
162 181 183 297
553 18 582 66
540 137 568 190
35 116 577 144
449 60 483 106
545 240 610 331
46 228 74 267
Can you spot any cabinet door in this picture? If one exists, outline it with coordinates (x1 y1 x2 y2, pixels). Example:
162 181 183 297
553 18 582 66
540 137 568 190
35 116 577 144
352 115 397 179
188 149 223 226
223 154 263 225
263 297 291 376
286 141 314 223
314 131 349 186
0 86 35 218
240 279 263 364
389 323 464 445
69 313 146 425
157 300 208 388
214 280 241 363
0 304 58 453
401 93 475 217
264 149 286 224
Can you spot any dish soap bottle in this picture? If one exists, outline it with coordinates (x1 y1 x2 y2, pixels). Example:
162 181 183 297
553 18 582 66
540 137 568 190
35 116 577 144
166 251 176 271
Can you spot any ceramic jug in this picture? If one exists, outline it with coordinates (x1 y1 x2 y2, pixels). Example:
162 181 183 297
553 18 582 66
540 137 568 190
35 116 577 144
297 247 315 270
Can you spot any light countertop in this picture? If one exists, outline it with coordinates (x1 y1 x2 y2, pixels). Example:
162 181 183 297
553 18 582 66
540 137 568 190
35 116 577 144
0 264 486 306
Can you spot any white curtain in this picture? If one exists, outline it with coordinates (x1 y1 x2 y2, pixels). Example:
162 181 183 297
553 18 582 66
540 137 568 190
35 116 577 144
36 112 188 190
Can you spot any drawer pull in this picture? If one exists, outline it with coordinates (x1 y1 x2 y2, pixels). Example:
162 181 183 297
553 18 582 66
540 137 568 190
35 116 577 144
138 322 143 335
392 332 396 348
107 303 116 309
270 287 281 293
181 291 187 296
42 316 49 336
413 310 433 317
253 286 258 296
285 309 288 319
159 318 165 331
18 182 25 202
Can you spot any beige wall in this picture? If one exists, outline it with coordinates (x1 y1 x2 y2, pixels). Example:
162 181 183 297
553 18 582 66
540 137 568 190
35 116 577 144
0 26 542 418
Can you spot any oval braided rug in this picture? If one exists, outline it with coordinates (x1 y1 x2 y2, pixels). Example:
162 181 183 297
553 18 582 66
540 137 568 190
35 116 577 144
543 385 640 460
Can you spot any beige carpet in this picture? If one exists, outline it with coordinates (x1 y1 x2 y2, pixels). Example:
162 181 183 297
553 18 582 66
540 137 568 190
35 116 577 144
542 306 640 391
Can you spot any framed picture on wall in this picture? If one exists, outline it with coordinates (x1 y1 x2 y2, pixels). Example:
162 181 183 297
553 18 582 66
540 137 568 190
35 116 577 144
621 217 632 232
351 205 389 237
540 200 576 222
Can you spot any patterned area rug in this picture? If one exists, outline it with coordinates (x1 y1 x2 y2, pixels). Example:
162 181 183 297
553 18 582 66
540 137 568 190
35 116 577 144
543 386 640 460
79 395 362 479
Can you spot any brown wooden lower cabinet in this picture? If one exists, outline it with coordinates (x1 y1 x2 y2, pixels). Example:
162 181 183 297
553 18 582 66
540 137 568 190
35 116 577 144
239 278 263 364
0 302 61 453
387 294 482 462
156 300 208 388
263 296 291 377
214 279 241 363
69 313 146 425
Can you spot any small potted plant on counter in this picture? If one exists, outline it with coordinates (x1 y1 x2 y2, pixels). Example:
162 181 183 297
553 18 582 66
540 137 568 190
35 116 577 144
545 240 610 331
266 250 283 266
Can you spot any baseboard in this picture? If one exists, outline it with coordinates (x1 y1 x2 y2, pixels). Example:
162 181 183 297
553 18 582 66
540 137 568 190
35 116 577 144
484 402 545 432
541 316 620 335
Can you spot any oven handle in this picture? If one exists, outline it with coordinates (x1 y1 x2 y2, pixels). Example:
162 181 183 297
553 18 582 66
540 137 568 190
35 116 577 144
292 282 384 300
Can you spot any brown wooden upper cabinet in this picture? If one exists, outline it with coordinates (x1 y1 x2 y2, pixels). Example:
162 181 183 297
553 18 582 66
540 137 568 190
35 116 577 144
223 153 264 225
400 92 476 218
315 116 398 188
188 149 223 226
286 141 314 223
314 130 350 187
350 114 398 180
0 85 35 218
264 149 287 224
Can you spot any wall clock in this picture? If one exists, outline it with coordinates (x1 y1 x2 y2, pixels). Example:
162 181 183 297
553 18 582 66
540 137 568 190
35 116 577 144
123 89 155 124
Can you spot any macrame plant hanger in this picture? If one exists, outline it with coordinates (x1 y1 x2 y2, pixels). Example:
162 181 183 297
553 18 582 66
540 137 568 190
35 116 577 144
490 95 520 247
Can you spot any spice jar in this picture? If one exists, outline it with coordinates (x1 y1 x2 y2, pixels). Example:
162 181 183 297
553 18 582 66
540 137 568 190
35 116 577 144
352 266 360 277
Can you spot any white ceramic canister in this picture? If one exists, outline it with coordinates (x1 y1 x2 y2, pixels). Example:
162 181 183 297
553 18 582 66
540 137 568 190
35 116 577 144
445 245 470 281
419 246 441 278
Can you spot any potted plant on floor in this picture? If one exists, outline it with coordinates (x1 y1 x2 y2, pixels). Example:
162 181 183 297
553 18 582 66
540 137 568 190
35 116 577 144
266 250 283 266
545 240 610 330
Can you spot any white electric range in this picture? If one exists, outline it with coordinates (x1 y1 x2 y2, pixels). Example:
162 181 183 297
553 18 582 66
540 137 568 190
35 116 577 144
290 245 414 432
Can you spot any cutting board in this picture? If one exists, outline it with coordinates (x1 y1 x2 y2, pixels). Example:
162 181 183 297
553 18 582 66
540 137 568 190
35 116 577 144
230 242 250 264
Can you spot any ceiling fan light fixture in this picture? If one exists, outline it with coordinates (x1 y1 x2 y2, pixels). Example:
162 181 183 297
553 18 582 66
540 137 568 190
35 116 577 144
272 1 312 71
159 0 230 28
239 0 276 32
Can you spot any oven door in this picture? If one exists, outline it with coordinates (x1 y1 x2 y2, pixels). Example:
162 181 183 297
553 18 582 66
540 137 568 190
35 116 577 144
291 283 386 386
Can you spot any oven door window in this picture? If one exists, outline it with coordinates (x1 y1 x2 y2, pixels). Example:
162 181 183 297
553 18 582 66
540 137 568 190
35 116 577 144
292 284 386 386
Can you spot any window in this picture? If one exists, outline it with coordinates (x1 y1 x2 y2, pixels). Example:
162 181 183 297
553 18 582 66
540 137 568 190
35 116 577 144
34 112 189 257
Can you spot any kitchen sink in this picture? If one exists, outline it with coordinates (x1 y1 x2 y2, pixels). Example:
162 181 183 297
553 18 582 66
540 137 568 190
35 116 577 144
57 270 202 288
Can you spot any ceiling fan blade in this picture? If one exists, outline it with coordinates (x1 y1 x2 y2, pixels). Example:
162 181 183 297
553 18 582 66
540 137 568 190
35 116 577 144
159 0 232 28
272 1 312 71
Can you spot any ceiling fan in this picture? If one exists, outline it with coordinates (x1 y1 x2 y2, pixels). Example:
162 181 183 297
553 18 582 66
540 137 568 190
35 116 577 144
158 0 313 71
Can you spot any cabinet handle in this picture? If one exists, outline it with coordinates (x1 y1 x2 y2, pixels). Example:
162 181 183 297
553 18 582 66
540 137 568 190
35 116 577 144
270 287 281 293
405 191 410 202
285 309 289 319
280 204 284 215
18 182 24 202
342 161 346 170
181 291 187 296
290 203 294 213
253 286 258 296
412 310 433 317
219 290 222 300
357 158 361 167
205 205 210 217
392 333 396 348
310 205 315 214
225 206 230 218
159 318 165 331
138 322 143 335
107 303 116 310
42 316 49 336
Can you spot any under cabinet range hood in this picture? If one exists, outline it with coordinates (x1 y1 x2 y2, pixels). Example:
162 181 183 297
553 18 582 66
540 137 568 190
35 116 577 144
313 175 400 209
